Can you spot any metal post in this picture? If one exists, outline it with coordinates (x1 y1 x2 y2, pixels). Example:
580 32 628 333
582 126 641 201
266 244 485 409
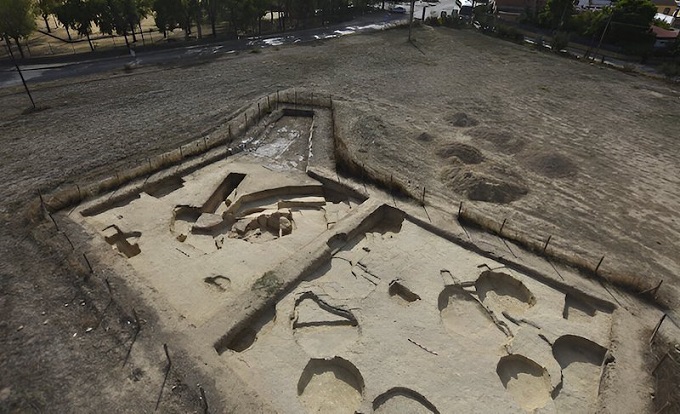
5 36 35 109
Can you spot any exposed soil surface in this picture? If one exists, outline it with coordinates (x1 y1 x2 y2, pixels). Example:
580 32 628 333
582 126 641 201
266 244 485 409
1 25 680 411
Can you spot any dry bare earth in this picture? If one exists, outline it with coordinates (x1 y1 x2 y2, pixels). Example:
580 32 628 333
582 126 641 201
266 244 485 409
1 26 680 411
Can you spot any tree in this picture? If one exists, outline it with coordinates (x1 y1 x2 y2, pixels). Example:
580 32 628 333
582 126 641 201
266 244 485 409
37 0 60 32
538 0 575 30
0 0 36 58
571 8 608 37
153 0 185 36
55 0 98 50
96 0 132 45
607 0 656 46
95 0 151 43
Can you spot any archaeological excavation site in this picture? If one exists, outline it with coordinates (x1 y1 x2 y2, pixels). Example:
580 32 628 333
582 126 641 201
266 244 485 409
31 89 679 414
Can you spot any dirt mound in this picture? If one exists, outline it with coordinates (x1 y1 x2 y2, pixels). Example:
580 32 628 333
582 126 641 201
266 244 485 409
449 112 479 127
436 143 484 164
441 165 528 204
525 152 578 178
417 132 435 142
467 180 528 204
467 127 526 154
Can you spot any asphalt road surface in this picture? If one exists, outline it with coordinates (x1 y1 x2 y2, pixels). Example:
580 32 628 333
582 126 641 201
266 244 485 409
0 13 407 89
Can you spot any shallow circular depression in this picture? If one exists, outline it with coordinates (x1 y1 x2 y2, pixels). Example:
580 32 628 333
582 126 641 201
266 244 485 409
552 335 608 412
449 112 479 127
440 166 528 205
497 354 552 411
436 143 485 164
475 271 536 315
466 127 526 154
437 285 499 337
292 293 360 356
466 179 528 204
373 387 440 414
297 357 364 414
525 152 578 178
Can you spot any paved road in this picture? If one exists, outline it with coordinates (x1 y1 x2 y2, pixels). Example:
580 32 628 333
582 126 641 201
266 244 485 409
0 13 407 89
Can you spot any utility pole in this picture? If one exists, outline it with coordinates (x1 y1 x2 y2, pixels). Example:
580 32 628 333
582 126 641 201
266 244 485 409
4 36 35 109
408 0 416 41
592 11 614 63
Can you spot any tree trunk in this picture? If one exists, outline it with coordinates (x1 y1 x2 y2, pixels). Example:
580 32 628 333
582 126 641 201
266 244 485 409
4 36 11 56
65 26 72 40
13 37 25 58
196 9 203 39
87 33 94 51
139 21 146 45
258 16 262 35
129 20 137 42
43 14 52 33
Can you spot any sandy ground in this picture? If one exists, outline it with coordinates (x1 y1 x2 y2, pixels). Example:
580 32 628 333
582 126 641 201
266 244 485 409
1 26 679 411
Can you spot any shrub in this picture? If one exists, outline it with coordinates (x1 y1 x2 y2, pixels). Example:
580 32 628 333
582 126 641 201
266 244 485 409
496 24 524 43
534 35 545 50
659 62 680 79
442 15 465 29
551 31 570 52
621 63 636 73
425 16 440 26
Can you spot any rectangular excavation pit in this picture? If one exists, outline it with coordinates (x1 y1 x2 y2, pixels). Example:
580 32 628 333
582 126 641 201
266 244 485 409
281 108 315 118
72 159 368 327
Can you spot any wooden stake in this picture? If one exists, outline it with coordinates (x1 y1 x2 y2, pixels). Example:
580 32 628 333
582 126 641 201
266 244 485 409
63 232 74 250
654 400 671 414
200 386 209 414
652 352 669 375
104 278 113 297
640 280 663 296
48 213 59 231
155 344 172 411
649 313 667 344
595 255 605 273
83 253 93 273
542 235 552 253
